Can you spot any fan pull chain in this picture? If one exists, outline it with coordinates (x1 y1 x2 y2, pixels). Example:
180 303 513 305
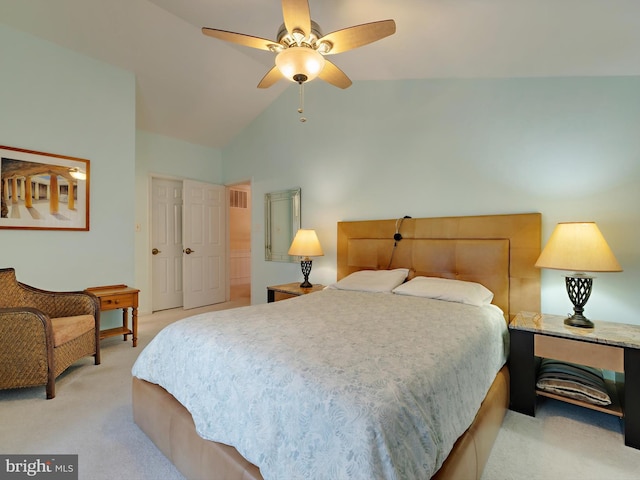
298 83 307 123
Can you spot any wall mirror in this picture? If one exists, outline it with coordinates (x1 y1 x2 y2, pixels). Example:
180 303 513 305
265 188 301 262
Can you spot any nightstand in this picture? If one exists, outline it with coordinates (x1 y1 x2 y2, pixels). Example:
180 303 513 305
267 282 325 303
509 311 640 449
85 284 140 347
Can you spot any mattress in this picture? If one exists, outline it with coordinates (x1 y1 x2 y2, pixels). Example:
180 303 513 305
132 289 508 480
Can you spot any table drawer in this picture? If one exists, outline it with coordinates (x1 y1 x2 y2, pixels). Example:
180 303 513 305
534 334 624 372
99 293 136 310
273 291 297 302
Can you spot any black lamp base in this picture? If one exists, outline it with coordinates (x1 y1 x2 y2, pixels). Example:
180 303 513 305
299 259 313 288
564 314 594 329
564 274 595 329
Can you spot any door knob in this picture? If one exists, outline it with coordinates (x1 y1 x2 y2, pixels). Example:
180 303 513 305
152 248 160 255
184 248 195 254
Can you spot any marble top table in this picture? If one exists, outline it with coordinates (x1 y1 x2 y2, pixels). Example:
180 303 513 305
510 311 640 350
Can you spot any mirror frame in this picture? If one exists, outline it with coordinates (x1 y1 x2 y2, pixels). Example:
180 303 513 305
264 188 301 262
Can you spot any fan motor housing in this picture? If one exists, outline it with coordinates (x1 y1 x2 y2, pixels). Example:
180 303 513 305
277 20 323 47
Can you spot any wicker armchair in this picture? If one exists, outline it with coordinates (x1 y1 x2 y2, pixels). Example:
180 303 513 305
0 268 100 399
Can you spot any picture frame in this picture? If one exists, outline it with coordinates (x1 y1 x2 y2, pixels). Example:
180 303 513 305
0 145 90 231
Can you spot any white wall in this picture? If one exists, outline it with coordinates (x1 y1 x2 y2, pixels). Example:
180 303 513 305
0 25 135 305
4 22 638 326
223 78 640 325
0 25 225 319
134 131 222 313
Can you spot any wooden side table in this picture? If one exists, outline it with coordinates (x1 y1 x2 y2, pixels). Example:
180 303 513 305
509 311 640 449
267 282 325 303
85 284 140 347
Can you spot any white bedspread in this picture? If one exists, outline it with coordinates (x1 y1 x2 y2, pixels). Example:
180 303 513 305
132 289 508 480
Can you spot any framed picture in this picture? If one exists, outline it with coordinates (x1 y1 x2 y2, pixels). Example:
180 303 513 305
0 145 90 231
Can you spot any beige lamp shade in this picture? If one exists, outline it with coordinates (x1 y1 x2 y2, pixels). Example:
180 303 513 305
288 229 324 258
535 222 622 273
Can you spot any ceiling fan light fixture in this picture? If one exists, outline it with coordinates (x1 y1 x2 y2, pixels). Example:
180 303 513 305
316 40 333 54
268 44 284 53
275 47 325 83
277 21 324 48
291 29 306 46
203 4 395 90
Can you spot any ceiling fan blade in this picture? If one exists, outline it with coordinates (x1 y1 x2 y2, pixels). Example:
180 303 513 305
257 66 284 89
282 0 311 36
202 27 277 51
318 60 352 89
318 19 396 55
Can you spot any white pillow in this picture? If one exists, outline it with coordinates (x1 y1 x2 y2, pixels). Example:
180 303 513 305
392 276 494 306
327 268 410 293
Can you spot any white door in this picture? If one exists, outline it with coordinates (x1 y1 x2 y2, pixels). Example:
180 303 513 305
182 179 227 309
151 178 183 311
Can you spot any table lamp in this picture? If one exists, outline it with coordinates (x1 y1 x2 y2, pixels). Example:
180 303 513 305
535 222 622 328
288 229 324 288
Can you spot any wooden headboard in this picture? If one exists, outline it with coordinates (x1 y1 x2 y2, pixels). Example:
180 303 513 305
337 213 541 321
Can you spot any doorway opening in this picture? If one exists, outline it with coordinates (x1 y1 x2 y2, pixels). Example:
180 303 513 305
227 181 251 303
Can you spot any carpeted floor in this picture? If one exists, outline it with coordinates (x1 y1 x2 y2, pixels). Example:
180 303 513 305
2 293 639 480
0 297 251 480
483 398 640 479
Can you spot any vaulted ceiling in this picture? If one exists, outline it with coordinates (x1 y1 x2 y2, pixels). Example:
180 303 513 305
2 0 639 149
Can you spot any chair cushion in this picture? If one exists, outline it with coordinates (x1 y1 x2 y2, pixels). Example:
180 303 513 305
51 315 95 347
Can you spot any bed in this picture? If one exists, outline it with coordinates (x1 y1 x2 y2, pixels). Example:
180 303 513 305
132 212 541 480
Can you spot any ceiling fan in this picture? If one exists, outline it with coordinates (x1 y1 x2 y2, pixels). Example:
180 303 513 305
202 0 396 90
